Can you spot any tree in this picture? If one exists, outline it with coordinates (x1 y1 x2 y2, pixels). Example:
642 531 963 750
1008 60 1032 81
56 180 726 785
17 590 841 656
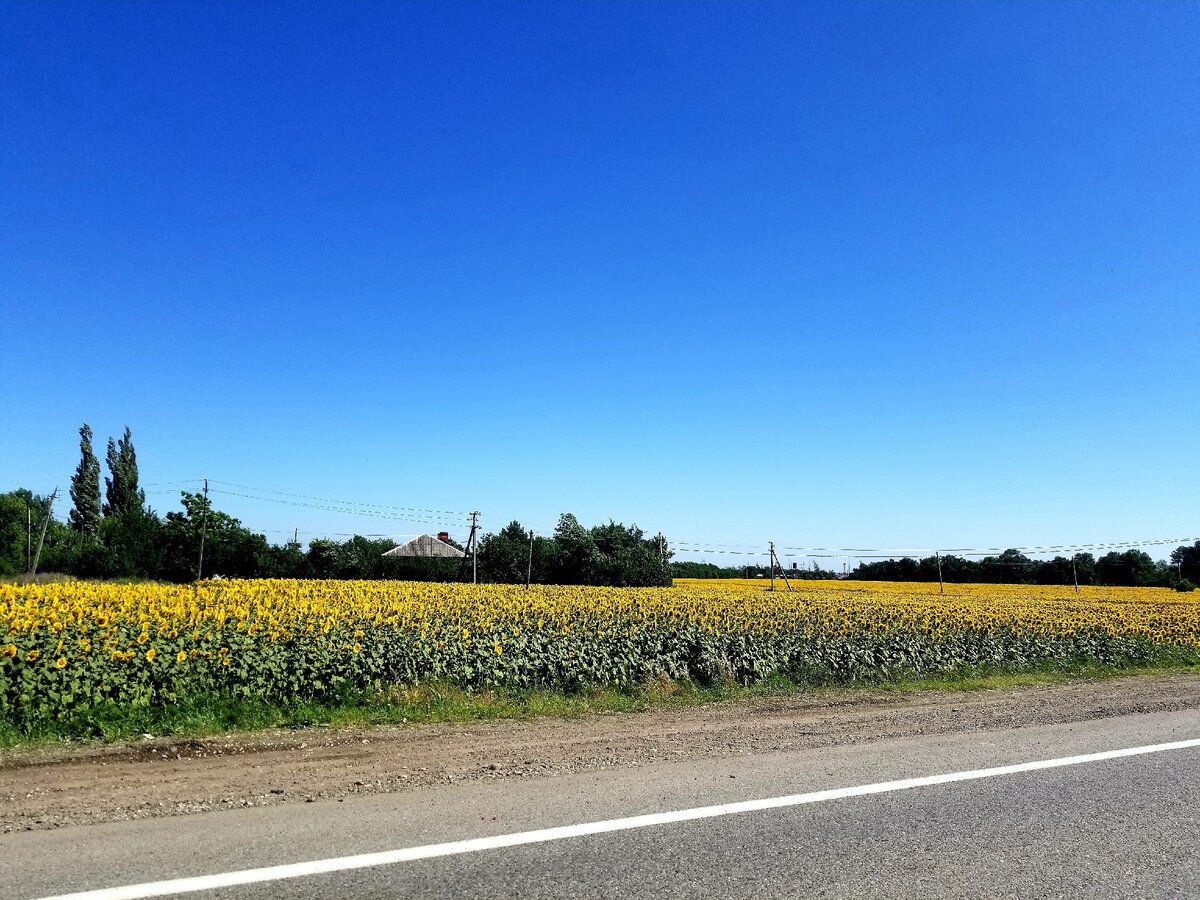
1069 552 1096 586
479 521 535 584
1096 549 1161 587
1170 541 1200 584
1035 556 1075 585
0 492 31 576
979 550 1036 584
477 522 557 585
334 535 393 579
670 561 732 579
261 536 308 578
104 426 145 518
69 424 102 537
551 513 596 584
543 515 672 587
588 521 672 587
161 490 267 580
93 505 163 579
306 539 340 579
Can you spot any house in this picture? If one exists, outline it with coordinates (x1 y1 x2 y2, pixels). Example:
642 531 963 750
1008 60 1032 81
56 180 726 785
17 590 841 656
381 532 466 559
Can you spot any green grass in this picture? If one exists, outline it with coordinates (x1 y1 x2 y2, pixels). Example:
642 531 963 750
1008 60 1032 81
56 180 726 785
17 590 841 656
3 656 1198 752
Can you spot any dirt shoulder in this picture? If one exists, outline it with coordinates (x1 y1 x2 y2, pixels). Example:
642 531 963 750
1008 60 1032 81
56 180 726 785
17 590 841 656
3 672 1199 834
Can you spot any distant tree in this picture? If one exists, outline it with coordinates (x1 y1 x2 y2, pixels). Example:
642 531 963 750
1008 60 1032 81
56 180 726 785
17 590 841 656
160 490 267 580
1170 541 1200 585
579 520 671 587
551 513 596 584
0 492 31 576
1096 549 1161 587
95 505 163 579
262 537 308 578
334 535 396 579
1071 552 1096 586
479 521 536 584
306 539 340 579
103 427 145 518
979 550 1036 584
937 554 976 584
670 561 730 579
1035 556 1075 585
589 521 646 586
850 550 1109 587
68 424 102 537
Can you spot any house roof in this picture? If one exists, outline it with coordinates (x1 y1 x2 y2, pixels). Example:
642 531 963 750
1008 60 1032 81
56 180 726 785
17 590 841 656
381 533 466 559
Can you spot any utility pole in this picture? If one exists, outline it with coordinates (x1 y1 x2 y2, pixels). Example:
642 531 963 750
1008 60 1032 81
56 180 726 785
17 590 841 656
936 550 944 594
196 479 209 581
768 542 793 592
26 503 32 573
526 529 534 589
465 511 480 584
1072 557 1079 594
29 488 58 577
293 528 299 546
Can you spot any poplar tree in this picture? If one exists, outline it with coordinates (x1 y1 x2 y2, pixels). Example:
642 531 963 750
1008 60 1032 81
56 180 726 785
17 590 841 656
104 426 145 518
69 424 102 536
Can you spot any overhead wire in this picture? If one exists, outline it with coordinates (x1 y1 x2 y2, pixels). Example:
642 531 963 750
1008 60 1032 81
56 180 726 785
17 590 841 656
132 478 1199 560
207 489 472 528
206 480 471 517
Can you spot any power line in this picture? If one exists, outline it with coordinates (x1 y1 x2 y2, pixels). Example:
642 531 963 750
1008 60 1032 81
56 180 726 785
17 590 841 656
208 480 470 517
207 489 472 528
143 479 471 521
125 479 1200 561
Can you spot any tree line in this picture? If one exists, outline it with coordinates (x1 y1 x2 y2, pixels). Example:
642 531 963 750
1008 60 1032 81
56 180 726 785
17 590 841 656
3 424 1193 590
848 547 1197 589
0 425 672 587
670 545 1199 590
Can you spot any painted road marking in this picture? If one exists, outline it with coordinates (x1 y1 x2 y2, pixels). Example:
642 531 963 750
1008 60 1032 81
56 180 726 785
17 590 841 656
35 736 1200 900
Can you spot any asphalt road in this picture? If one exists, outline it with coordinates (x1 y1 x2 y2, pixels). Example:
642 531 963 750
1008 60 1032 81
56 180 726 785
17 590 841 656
5 707 1199 899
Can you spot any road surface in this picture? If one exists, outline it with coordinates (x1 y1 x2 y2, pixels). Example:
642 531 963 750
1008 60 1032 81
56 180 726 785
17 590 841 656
4 703 1198 898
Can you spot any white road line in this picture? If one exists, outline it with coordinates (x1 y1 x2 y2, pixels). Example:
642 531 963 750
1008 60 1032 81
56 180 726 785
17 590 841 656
34 736 1200 900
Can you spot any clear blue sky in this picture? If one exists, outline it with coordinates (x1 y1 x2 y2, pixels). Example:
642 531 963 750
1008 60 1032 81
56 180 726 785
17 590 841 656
3 1 1197 565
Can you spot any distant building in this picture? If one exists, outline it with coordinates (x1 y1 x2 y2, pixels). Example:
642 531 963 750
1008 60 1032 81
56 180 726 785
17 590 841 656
381 533 465 559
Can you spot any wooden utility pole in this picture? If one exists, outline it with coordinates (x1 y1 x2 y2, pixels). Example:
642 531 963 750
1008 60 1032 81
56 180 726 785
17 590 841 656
768 542 793 592
936 551 944 594
29 488 58 577
465 511 480 584
526 529 534 589
196 479 209 581
1072 557 1079 594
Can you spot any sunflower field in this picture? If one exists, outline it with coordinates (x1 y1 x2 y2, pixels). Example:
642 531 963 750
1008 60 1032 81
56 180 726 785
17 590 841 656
3 578 1200 727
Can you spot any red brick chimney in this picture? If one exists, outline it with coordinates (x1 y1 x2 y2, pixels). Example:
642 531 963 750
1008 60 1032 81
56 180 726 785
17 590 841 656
437 531 450 544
